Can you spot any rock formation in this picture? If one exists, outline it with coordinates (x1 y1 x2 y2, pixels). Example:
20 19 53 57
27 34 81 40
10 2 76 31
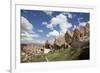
44 40 51 49
84 23 90 37
52 22 89 49
64 31 73 48
54 36 65 47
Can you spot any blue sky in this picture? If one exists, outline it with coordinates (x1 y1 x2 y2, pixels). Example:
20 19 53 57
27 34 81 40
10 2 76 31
21 10 89 44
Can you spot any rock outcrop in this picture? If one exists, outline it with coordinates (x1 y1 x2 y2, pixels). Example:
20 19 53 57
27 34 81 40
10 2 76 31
84 23 90 37
44 40 50 49
70 26 83 48
53 36 66 50
47 22 90 49
64 31 73 44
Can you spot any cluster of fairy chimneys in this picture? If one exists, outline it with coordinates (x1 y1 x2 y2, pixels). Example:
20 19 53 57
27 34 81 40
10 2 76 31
44 22 89 50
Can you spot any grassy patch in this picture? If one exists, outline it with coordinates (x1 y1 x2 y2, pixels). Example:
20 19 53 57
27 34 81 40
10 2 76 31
28 48 83 62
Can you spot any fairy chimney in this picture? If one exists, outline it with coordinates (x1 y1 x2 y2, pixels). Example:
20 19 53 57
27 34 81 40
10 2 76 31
64 31 73 44
44 40 50 49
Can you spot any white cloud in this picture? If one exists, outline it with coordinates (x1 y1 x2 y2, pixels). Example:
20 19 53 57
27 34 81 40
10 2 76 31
68 23 72 28
21 32 39 38
46 24 54 30
72 25 77 31
21 37 33 44
51 17 60 25
79 22 87 27
43 11 53 16
47 30 59 38
42 22 48 25
67 13 73 18
21 16 34 33
63 12 73 18
78 17 84 22
21 16 40 44
34 40 45 44
21 32 36 44
45 14 72 35
59 23 68 35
